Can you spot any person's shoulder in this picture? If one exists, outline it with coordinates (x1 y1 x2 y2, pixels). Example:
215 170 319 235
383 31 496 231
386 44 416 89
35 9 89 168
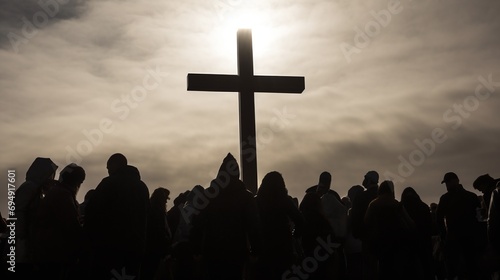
463 189 479 202
305 185 317 194
438 191 450 202
16 180 37 194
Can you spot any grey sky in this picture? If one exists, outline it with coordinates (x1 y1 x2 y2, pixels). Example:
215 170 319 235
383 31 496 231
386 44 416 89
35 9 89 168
1 0 500 213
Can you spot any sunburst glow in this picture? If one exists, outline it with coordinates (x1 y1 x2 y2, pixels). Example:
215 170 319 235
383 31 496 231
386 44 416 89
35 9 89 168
211 7 277 62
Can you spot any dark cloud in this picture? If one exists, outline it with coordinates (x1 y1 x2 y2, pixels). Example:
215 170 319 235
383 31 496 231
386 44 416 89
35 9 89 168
0 0 89 49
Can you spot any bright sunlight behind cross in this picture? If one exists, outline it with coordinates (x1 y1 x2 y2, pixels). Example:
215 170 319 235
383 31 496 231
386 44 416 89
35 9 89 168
212 7 276 61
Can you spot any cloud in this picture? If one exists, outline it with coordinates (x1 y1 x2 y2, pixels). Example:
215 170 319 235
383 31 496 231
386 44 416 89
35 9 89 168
1 0 500 215
0 0 89 51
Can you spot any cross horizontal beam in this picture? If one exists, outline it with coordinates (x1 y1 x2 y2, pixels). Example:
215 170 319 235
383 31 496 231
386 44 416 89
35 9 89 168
187 73 305 93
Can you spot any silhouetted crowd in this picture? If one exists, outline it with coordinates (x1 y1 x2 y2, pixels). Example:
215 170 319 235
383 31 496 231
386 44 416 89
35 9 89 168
1 153 500 280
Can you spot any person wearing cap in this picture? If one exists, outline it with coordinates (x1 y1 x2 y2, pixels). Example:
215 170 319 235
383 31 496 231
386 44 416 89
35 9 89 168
473 174 500 214
35 163 86 279
436 172 483 280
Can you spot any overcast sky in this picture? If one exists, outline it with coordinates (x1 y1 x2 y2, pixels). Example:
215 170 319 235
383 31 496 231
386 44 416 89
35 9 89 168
1 0 500 214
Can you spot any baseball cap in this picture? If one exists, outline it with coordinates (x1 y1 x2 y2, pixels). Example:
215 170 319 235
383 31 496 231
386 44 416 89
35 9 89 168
441 172 459 184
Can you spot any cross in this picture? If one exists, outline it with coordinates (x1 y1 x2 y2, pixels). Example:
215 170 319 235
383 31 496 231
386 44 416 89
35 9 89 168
187 29 305 194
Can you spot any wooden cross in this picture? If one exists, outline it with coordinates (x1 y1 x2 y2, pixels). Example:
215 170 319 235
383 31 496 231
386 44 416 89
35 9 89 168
187 29 305 194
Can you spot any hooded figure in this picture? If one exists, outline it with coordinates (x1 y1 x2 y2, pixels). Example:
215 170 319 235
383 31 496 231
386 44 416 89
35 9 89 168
15 157 58 264
36 163 86 278
190 153 261 280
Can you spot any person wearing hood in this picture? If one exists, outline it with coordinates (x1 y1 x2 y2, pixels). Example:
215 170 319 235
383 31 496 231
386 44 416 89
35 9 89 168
36 163 86 279
190 153 261 280
15 157 58 276
436 172 483 280
84 153 150 280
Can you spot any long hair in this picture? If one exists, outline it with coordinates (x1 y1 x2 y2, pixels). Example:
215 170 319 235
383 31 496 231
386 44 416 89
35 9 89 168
256 171 288 210
150 187 170 213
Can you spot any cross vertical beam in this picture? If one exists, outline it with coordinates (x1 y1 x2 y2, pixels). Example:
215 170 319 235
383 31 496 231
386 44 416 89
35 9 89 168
237 29 258 194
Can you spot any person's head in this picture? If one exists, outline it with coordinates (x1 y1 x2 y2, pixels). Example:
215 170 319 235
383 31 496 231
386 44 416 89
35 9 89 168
257 171 287 202
362 171 379 188
378 180 395 198
59 163 86 195
106 153 127 175
26 157 58 185
473 174 495 193
347 185 364 203
401 186 422 205
173 191 189 206
215 153 240 188
341 196 352 209
441 172 460 191
316 171 331 197
150 187 170 211
430 202 438 212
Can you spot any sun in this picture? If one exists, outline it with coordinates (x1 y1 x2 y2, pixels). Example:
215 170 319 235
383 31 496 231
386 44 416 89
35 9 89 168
211 7 276 63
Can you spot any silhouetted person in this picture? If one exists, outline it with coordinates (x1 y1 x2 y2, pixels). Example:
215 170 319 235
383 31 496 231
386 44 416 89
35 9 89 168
190 153 260 280
316 171 347 279
172 186 203 280
429 202 446 280
307 171 342 201
299 192 336 280
36 163 86 280
364 181 415 280
473 174 500 215
401 187 433 280
487 183 500 277
345 185 364 280
15 157 58 277
0 211 6 234
142 187 172 280
316 172 348 242
255 171 304 280
84 153 150 280
350 171 379 280
0 211 8 278
167 191 189 240
437 172 483 280
79 189 95 225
